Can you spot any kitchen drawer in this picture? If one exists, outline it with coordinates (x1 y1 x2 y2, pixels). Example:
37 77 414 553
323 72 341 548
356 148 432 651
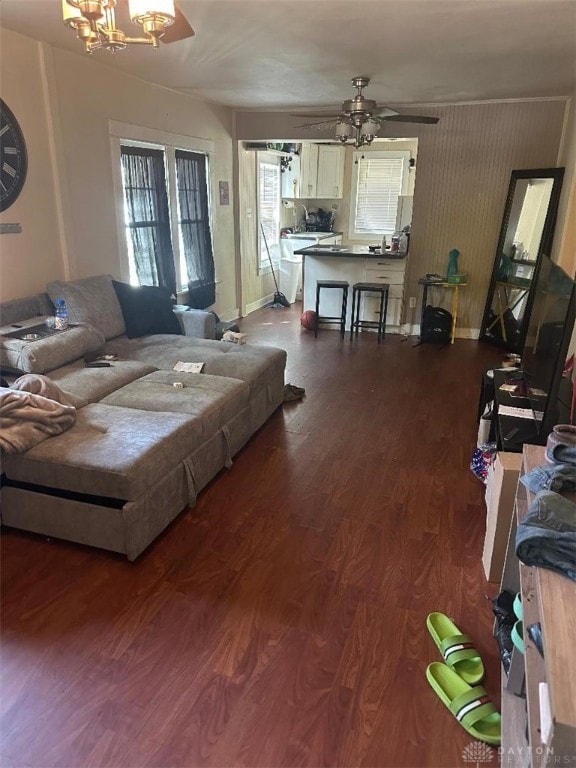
361 284 403 302
362 296 402 326
365 258 406 272
362 270 404 286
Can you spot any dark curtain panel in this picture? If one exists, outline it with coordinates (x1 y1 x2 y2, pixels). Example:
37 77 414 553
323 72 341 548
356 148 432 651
121 146 177 294
175 149 215 308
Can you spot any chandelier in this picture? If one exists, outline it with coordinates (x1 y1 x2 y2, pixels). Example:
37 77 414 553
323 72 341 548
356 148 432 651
62 0 176 52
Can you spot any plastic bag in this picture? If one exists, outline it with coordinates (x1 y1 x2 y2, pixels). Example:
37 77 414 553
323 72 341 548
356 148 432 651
470 441 497 484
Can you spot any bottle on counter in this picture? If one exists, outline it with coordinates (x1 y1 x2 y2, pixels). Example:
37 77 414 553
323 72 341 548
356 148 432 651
399 232 409 254
54 298 69 330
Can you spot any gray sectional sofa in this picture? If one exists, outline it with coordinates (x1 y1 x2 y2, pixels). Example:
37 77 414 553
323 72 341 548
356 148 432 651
0 275 286 560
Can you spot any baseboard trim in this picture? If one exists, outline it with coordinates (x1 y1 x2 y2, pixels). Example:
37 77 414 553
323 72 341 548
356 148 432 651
401 324 481 340
245 295 274 315
219 307 240 322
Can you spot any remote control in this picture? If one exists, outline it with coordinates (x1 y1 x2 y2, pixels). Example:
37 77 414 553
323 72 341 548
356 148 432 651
85 362 111 368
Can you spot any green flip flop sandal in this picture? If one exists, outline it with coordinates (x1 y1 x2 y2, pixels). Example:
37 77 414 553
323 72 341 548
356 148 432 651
427 612 485 685
426 662 501 746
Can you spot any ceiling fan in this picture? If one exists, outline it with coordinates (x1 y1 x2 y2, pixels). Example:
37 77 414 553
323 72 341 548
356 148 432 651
291 76 439 147
62 0 195 53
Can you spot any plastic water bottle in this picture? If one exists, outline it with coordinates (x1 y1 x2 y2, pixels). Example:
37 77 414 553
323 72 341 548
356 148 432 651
54 298 69 330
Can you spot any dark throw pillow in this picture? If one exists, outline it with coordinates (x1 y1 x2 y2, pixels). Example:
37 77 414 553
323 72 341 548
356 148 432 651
112 281 181 339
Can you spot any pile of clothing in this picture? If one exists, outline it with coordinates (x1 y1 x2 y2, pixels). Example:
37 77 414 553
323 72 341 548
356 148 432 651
516 425 576 582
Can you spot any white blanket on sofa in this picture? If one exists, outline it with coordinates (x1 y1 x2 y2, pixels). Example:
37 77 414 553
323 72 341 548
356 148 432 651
0 385 76 454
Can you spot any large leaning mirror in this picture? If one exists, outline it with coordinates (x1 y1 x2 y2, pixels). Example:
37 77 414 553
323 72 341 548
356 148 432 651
479 167 564 353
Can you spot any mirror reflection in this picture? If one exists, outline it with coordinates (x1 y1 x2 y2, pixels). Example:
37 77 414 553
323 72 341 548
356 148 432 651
480 167 564 352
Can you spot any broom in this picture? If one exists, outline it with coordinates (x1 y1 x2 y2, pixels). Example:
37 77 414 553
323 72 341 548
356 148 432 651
260 222 290 308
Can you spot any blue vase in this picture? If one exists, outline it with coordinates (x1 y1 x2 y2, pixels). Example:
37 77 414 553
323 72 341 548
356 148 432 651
447 249 460 277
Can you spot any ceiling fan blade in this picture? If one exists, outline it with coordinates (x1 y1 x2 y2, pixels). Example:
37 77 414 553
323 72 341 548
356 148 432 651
375 107 400 118
160 6 195 44
384 114 440 124
290 112 342 119
294 120 339 130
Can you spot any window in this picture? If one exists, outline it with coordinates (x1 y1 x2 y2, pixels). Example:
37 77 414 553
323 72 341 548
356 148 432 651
120 143 214 297
257 154 281 270
350 151 410 238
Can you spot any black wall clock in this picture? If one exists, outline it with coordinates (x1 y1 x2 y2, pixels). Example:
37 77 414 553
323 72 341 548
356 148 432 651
0 99 28 213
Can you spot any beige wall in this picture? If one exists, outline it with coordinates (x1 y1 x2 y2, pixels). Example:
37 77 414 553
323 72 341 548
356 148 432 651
0 29 238 318
552 96 576 278
0 29 66 300
237 100 567 332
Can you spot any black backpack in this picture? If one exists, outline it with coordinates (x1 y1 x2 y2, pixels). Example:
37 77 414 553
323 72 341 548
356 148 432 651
420 305 452 344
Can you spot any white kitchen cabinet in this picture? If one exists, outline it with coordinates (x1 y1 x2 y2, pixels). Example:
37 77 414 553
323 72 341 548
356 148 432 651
281 154 300 198
299 143 318 198
361 258 406 328
316 145 345 199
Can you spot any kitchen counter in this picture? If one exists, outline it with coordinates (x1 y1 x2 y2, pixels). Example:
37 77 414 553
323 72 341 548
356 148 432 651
284 231 343 241
294 243 407 259
299 245 409 330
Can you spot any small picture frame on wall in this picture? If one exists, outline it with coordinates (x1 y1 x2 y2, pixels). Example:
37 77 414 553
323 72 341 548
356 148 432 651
219 181 230 206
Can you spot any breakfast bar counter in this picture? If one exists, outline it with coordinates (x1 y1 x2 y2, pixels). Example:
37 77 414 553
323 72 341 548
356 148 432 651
293 244 408 330
293 244 405 259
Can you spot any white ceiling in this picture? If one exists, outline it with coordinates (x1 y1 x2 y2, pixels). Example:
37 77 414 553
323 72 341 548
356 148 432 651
1 0 575 110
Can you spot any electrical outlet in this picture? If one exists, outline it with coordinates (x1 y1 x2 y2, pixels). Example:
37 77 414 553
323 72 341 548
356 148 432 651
409 296 417 308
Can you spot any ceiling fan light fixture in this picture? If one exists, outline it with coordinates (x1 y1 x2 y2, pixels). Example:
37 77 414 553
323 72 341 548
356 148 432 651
293 76 439 137
335 120 354 142
361 118 379 140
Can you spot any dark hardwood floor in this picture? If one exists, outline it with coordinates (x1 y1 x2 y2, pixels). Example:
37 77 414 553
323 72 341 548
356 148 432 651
1 306 504 768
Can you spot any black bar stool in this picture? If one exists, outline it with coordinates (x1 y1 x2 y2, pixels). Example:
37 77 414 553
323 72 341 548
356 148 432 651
314 280 349 338
350 282 390 343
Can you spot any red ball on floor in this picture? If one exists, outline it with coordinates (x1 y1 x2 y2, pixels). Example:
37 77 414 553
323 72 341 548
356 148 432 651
300 310 317 330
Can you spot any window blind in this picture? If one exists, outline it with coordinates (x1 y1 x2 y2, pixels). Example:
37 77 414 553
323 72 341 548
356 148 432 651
258 160 280 265
354 156 406 234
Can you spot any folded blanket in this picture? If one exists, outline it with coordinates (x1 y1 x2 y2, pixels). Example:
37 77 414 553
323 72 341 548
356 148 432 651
0 388 76 454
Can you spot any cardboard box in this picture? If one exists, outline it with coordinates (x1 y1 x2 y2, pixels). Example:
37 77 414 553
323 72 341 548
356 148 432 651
482 451 523 583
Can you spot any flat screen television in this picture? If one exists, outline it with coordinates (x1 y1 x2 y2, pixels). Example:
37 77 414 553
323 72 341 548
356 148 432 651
521 255 576 439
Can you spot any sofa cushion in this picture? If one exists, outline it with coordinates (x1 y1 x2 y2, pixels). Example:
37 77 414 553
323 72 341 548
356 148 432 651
102 336 287 394
112 281 181 338
2 403 202 501
48 359 157 404
100 370 250 438
46 275 126 340
0 294 54 326
0 325 105 375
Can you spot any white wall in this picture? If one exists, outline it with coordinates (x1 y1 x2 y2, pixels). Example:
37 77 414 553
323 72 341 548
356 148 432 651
0 29 238 318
